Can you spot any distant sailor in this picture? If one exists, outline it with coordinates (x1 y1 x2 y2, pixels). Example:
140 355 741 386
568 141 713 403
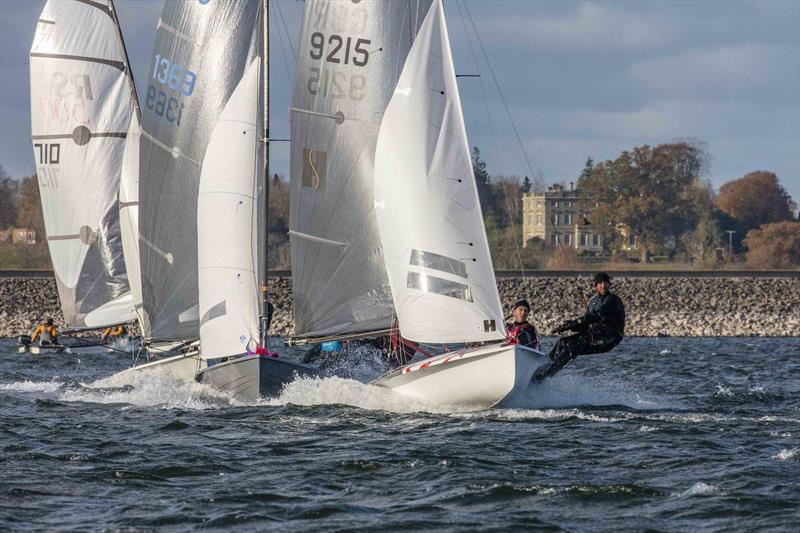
534 272 625 381
30 318 59 346
506 299 539 349
101 324 127 341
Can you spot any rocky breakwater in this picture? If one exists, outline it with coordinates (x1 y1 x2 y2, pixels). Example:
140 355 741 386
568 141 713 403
1 275 798 337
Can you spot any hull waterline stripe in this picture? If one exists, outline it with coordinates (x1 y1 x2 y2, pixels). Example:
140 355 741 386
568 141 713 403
30 53 126 72
288 230 347 248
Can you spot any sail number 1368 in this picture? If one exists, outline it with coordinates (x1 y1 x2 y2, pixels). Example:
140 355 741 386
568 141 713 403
310 32 371 67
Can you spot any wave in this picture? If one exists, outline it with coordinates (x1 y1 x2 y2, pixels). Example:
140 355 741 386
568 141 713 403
677 482 721 497
263 375 470 415
773 448 799 461
0 380 63 393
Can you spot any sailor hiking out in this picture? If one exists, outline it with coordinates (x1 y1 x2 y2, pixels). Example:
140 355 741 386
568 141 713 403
30 318 59 346
534 272 625 381
506 299 539 350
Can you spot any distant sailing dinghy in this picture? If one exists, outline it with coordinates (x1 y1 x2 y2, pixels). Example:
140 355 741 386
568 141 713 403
28 0 140 352
287 0 548 410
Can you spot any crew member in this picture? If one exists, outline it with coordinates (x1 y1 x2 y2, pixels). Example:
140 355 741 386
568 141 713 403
506 299 539 349
534 272 625 381
101 324 127 341
30 318 58 346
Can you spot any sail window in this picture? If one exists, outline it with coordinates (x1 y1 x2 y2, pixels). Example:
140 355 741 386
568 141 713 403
302 148 326 189
200 301 226 327
407 272 472 302
409 249 468 279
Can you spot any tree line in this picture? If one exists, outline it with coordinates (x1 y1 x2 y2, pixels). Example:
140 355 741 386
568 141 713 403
3 142 798 270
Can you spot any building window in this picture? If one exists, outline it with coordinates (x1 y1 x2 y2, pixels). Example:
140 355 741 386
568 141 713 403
564 233 572 246
580 233 587 246
550 234 558 246
564 213 572 225
537 215 543 225
552 201 558 208
550 213 558 225
565 201 572 207
592 234 600 246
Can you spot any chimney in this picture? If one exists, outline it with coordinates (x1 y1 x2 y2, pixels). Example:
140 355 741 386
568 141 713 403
569 181 574 192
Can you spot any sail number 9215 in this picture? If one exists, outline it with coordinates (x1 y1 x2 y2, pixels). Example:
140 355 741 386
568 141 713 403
310 32 371 66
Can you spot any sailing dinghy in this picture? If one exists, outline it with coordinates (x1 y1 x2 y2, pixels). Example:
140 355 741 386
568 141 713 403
27 0 140 353
286 0 549 410
117 0 317 401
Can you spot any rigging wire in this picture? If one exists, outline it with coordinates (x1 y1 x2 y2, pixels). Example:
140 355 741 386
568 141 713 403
459 0 585 315
271 0 295 84
274 0 297 62
456 0 527 282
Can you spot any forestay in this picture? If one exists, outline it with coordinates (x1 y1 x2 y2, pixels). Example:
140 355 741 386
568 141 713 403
290 0 433 338
139 0 260 342
29 0 135 329
197 60 261 360
373 0 505 343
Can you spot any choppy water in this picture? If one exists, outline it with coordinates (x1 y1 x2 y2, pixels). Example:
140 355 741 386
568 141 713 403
1 337 798 531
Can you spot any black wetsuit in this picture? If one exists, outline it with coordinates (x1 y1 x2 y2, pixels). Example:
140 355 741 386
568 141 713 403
507 321 539 349
535 291 625 380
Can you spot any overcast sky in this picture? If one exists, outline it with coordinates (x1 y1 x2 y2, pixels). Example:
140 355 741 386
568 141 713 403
1 0 798 200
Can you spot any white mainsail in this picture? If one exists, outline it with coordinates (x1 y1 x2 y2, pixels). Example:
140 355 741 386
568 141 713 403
29 0 136 329
197 60 261 359
373 0 504 344
138 0 261 342
289 0 433 339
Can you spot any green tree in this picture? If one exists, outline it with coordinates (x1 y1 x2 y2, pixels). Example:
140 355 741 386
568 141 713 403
577 142 710 261
682 213 722 268
743 221 800 269
0 165 19 229
472 146 497 221
716 171 796 248
521 175 532 193
16 175 45 241
579 157 594 181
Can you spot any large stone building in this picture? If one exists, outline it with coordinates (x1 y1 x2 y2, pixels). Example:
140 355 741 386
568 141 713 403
522 184 605 251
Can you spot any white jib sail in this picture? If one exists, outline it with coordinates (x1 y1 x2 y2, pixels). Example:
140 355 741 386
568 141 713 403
118 112 147 335
30 0 135 328
373 0 505 344
197 60 261 359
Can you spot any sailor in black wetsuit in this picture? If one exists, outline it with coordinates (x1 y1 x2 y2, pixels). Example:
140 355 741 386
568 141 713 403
506 300 539 350
534 272 625 381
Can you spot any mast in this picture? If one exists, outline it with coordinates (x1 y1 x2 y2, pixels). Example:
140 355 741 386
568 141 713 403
108 0 140 121
260 0 270 347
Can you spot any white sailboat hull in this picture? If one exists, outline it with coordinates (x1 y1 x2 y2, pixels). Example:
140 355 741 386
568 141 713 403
126 352 205 383
373 343 549 410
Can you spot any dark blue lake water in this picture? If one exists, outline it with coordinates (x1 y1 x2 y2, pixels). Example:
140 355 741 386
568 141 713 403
1 337 798 531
